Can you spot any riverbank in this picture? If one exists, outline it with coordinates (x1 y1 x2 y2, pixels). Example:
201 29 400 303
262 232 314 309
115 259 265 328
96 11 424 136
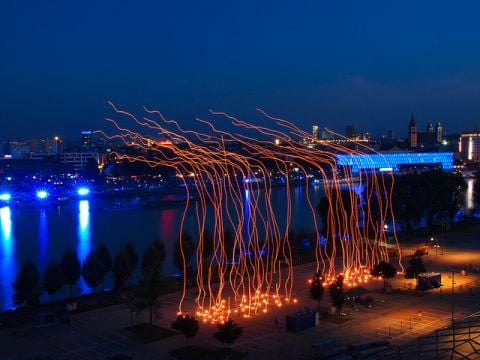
2 224 480 359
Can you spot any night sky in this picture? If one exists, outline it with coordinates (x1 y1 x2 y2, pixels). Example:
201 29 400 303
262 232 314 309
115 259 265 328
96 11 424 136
2 1 480 142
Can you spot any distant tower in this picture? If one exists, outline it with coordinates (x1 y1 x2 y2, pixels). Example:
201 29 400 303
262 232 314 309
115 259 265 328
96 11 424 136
81 131 92 148
312 125 319 140
408 114 417 148
435 122 443 143
426 122 434 134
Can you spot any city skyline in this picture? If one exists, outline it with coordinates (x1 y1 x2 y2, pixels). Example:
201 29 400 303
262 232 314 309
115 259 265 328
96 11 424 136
3 1 480 141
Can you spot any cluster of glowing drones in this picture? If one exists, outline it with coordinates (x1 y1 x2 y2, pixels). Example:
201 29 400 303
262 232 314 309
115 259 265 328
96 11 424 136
103 103 402 322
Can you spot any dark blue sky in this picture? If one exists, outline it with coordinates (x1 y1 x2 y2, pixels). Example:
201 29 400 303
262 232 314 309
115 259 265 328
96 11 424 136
2 1 480 142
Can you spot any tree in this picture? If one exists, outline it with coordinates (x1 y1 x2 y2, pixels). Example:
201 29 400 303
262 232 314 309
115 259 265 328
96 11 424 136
83 157 100 179
329 275 345 313
317 190 360 236
200 229 215 259
95 244 112 274
95 244 112 290
371 261 397 291
43 260 65 299
137 238 166 330
385 171 466 233
81 251 106 292
173 231 195 274
113 249 133 289
171 315 200 346
213 319 243 350
222 229 235 261
309 272 324 308
405 256 426 286
12 260 41 307
125 287 147 326
141 237 165 275
60 248 81 298
125 242 139 284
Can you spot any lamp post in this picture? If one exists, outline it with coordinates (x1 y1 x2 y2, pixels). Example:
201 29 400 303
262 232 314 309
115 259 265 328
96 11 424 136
451 271 455 325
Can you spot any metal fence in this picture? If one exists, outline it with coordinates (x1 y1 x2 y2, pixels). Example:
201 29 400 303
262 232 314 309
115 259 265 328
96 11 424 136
377 311 480 359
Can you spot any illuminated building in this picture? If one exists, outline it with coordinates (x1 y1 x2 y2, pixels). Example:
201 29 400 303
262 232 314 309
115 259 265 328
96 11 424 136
312 125 319 140
81 130 92 148
459 132 480 162
30 152 99 173
336 152 454 174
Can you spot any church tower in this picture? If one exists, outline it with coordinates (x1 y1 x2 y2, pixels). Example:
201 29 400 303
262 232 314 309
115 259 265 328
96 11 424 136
408 113 417 148
435 122 443 143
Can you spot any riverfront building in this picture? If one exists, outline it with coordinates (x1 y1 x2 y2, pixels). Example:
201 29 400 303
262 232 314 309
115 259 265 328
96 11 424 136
459 132 480 163
336 152 454 174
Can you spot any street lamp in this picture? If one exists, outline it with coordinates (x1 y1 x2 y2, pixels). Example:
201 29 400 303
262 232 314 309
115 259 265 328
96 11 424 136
451 270 456 325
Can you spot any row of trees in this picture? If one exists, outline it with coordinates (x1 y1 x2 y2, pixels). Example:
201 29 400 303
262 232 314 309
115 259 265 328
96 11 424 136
12 242 139 307
11 225 223 308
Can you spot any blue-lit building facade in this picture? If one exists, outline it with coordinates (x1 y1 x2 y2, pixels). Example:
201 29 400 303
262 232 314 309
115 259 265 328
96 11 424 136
336 152 454 174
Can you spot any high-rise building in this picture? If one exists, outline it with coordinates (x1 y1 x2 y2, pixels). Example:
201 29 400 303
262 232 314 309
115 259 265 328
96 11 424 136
312 125 319 140
408 114 417 148
435 122 443 143
459 132 480 162
81 131 92 148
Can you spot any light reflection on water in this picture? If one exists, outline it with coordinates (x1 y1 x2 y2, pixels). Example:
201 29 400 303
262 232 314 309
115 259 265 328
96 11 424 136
77 200 91 294
38 209 48 271
0 206 15 309
466 179 474 212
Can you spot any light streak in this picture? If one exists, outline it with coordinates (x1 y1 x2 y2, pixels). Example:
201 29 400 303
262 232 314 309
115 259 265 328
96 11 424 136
101 104 403 322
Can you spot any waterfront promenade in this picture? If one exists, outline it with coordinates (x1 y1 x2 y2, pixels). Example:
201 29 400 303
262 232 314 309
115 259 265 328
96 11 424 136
2 226 480 359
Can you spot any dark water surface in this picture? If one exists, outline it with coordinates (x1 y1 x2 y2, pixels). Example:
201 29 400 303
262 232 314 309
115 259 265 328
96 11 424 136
0 184 326 310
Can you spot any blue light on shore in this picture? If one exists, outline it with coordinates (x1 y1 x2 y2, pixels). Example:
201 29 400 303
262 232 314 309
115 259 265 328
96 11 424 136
77 187 90 196
36 190 48 200
0 193 11 202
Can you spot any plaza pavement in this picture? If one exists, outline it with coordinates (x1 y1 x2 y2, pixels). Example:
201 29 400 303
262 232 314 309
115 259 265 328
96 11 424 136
2 226 480 360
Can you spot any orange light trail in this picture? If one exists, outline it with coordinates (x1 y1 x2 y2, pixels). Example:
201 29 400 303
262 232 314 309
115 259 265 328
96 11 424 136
99 104 403 323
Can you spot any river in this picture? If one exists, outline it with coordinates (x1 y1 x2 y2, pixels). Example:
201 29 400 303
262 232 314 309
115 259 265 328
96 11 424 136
0 184 327 310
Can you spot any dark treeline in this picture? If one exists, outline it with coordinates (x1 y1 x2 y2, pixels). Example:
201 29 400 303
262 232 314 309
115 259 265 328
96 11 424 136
11 242 139 310
317 170 467 237
369 170 466 233
9 227 234 326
